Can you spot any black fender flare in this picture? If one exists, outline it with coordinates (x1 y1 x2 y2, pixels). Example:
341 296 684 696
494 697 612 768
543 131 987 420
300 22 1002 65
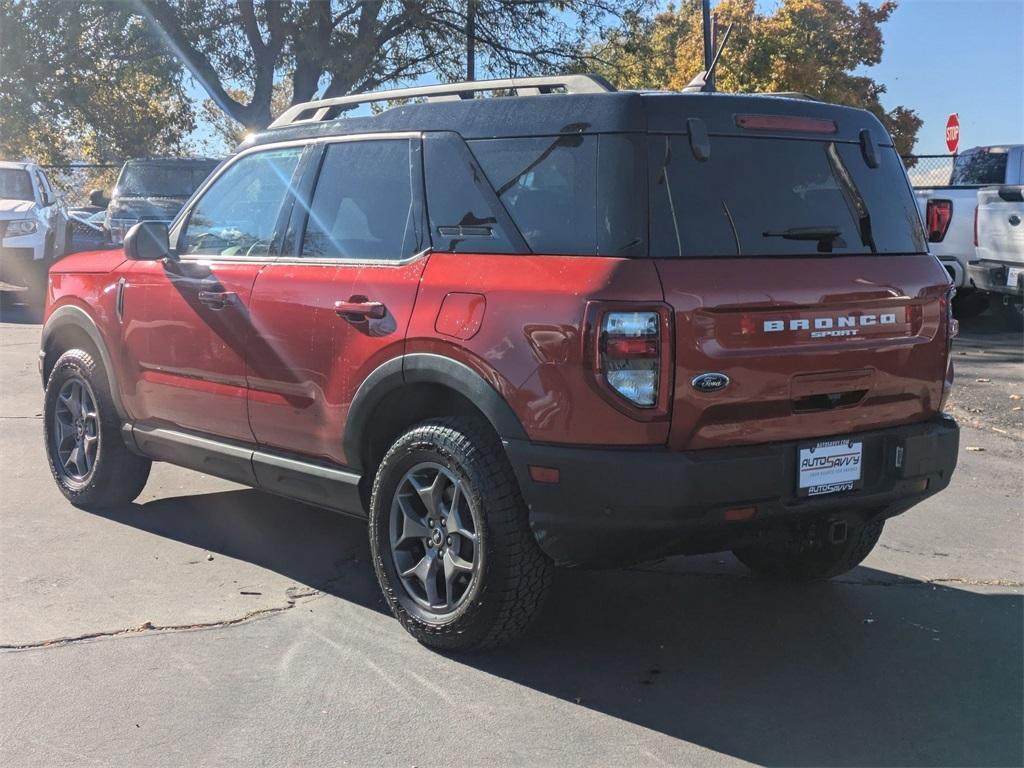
343 353 528 471
40 304 127 419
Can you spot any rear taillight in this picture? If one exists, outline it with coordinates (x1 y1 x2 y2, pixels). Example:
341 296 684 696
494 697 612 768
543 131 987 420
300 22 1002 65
973 205 979 247
926 199 953 242
587 304 673 418
602 312 660 407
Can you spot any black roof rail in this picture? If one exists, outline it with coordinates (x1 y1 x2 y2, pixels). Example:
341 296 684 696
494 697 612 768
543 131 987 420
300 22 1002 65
268 74 616 130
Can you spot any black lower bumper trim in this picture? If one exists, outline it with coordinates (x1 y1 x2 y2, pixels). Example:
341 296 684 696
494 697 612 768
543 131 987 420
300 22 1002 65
505 415 959 567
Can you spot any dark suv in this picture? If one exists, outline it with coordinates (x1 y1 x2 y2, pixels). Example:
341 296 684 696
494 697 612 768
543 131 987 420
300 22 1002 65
105 157 220 245
40 75 959 650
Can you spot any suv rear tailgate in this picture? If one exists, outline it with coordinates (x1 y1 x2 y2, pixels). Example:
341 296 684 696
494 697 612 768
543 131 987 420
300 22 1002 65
657 254 951 450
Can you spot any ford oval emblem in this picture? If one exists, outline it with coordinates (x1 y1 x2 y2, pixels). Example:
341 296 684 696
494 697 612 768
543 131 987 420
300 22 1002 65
691 372 730 393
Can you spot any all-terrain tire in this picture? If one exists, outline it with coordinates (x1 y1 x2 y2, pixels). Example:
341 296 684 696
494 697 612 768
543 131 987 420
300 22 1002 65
369 417 553 651
733 517 884 581
44 349 151 509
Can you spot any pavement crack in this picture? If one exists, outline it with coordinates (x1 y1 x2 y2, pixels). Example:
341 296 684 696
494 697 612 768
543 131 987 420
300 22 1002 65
0 589 322 652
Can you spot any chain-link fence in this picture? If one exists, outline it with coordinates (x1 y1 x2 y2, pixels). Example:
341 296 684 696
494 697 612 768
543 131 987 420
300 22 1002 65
901 154 955 188
40 163 121 207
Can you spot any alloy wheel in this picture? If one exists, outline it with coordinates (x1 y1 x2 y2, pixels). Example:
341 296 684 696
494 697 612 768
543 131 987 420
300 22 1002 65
52 375 100 484
389 462 480 613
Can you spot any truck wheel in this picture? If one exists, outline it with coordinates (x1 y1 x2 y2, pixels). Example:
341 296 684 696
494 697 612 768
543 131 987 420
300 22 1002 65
44 349 151 509
992 299 1023 331
733 518 884 581
369 418 553 651
952 290 989 320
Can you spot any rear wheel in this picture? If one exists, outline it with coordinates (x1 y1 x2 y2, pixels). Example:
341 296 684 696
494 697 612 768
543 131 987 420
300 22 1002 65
369 418 553 651
733 517 884 581
952 290 989 320
44 349 151 509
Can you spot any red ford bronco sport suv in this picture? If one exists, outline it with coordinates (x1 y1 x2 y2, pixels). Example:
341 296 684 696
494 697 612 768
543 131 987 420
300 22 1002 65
39 75 960 650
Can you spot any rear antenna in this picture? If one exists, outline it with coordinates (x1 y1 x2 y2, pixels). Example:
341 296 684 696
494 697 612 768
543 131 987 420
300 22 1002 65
684 14 734 93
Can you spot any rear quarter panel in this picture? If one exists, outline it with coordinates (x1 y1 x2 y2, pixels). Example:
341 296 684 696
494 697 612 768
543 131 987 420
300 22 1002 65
407 252 669 446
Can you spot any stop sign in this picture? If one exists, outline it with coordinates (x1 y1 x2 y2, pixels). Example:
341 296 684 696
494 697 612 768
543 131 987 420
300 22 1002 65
945 113 960 154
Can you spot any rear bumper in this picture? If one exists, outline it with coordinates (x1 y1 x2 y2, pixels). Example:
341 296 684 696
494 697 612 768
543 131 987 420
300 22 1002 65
968 260 1024 299
505 415 960 567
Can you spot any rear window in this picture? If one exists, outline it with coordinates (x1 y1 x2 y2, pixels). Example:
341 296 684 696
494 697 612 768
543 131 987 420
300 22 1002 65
117 161 219 198
469 135 645 256
950 148 1009 186
649 136 926 257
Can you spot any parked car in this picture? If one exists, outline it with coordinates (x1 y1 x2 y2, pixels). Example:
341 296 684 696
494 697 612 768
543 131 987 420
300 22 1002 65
971 185 1024 326
913 145 1024 317
105 157 220 244
0 161 71 302
39 75 960 650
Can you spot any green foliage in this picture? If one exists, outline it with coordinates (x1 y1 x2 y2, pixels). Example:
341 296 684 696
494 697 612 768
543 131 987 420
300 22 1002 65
137 0 653 130
0 0 196 166
592 0 921 154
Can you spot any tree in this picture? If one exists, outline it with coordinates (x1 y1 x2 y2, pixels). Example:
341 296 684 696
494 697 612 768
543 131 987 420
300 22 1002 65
0 0 195 166
136 0 652 132
590 0 921 154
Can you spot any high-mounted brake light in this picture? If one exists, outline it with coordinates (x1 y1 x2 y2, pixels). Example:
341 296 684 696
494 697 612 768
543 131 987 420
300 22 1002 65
735 114 837 134
926 199 953 243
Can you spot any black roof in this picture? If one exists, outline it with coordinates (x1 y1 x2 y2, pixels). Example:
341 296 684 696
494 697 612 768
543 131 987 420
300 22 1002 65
244 91 891 151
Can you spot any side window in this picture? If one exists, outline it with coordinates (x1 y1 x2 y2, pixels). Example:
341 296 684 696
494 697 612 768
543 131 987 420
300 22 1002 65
180 147 302 257
300 139 423 260
469 135 645 256
34 170 53 206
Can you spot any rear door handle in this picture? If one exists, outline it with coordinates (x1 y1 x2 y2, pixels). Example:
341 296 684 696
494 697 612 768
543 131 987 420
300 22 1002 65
197 290 237 310
334 299 386 320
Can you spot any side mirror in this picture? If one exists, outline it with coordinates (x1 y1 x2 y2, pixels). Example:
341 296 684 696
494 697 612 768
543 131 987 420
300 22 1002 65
124 221 172 261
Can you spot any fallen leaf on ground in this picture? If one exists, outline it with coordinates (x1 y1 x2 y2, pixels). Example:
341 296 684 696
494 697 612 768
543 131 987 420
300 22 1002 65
1011 394 1022 400
975 378 991 383
965 446 985 452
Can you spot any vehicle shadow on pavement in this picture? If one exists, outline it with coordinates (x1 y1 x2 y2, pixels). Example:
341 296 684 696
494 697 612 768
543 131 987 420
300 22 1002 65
96 488 387 613
91 488 1022 768
0 299 44 324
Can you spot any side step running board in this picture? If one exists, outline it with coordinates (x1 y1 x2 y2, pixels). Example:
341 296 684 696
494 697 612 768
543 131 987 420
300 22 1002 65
125 424 365 516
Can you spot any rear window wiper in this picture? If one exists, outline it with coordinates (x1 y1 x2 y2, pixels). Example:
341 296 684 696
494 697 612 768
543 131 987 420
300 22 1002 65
826 142 877 253
762 226 845 253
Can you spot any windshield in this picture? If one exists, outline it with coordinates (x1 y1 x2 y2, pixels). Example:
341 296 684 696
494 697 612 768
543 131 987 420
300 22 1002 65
0 169 34 201
950 148 1009 186
649 136 925 257
115 162 218 198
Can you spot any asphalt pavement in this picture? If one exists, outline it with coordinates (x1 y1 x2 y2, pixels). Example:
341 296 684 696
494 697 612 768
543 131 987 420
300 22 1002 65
1 300 1021 767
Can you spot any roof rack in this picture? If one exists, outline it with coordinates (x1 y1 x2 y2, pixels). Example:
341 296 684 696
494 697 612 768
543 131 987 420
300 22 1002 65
268 74 616 130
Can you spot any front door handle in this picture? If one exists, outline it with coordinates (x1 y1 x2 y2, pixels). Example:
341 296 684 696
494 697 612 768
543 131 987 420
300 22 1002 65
334 299 386 320
197 290 237 310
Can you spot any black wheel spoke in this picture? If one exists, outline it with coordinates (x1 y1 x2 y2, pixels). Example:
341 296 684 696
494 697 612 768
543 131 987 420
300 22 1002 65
51 375 100 484
390 462 479 614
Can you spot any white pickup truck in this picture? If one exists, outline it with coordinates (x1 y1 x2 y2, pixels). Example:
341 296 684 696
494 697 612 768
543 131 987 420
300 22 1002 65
971 185 1023 323
913 145 1024 318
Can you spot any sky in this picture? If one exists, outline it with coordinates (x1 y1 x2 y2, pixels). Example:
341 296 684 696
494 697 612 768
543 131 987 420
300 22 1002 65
186 0 1023 155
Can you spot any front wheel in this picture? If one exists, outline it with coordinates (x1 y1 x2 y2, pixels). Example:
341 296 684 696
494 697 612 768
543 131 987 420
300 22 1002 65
44 349 151 509
733 517 884 581
369 418 553 651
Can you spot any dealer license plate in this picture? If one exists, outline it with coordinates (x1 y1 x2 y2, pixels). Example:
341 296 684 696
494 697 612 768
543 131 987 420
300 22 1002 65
797 439 863 497
1007 266 1022 288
